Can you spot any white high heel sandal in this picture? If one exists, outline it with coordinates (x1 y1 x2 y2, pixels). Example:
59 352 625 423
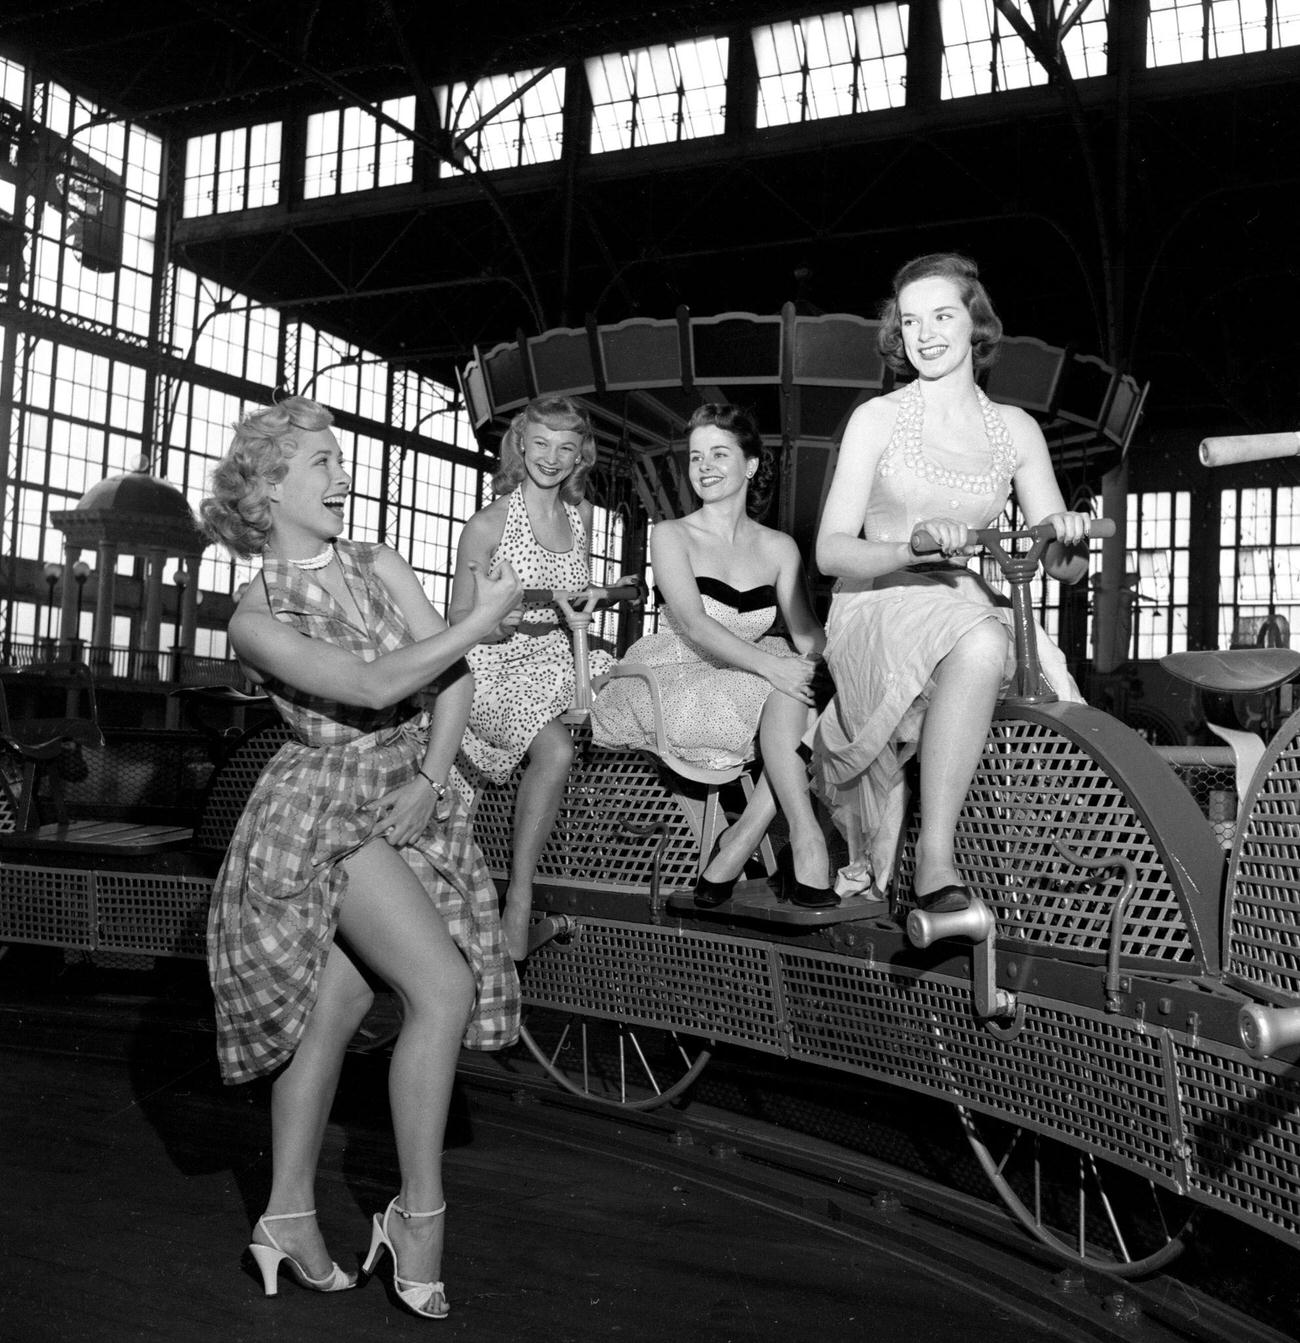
247 1209 358 1296
362 1196 449 1319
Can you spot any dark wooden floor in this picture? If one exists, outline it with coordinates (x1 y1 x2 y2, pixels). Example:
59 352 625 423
0 948 1288 1343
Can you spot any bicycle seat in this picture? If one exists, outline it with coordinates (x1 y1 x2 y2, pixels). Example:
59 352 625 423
1160 648 1300 695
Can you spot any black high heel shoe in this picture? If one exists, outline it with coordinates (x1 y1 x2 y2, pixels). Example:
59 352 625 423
772 845 838 909
693 835 738 908
913 882 971 914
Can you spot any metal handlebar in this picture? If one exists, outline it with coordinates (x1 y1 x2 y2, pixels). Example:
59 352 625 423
909 519 1115 705
520 576 647 720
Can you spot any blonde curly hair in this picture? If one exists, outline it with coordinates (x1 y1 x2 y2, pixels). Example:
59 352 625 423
200 396 335 557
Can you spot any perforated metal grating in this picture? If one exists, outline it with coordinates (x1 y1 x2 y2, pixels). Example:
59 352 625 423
893 717 1199 965
1224 715 1300 999
776 945 1181 1184
523 918 785 1053
475 735 703 891
193 723 293 851
0 863 94 949
96 871 212 957
1177 1038 1300 1240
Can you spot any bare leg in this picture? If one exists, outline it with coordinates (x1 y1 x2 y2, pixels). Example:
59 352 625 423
760 692 829 888
702 693 826 888
337 839 476 1288
700 776 776 884
254 941 374 1276
915 620 1009 894
503 717 572 959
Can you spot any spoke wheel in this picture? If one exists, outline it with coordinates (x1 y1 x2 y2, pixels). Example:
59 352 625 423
519 1008 711 1111
959 1107 1194 1277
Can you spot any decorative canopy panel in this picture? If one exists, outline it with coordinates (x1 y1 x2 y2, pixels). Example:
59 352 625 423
461 306 1147 522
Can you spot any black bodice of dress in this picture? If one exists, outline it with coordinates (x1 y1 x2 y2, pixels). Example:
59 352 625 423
654 574 778 612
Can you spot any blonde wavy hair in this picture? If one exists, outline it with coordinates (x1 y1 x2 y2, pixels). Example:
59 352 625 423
199 396 335 557
492 395 597 504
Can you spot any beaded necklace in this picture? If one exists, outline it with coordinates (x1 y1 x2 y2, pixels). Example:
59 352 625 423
879 378 1017 498
288 545 335 570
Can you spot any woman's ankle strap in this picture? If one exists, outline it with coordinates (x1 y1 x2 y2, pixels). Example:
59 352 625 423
393 1200 447 1220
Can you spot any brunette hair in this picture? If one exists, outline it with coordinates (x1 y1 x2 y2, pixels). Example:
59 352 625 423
687 402 776 519
877 252 1003 375
492 395 597 504
199 395 334 557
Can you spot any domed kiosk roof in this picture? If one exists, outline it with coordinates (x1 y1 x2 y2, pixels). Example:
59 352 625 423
50 461 207 554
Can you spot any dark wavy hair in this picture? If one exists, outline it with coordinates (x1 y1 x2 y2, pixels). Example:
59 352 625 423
199 396 335 557
687 403 776 520
492 395 597 504
877 252 1003 375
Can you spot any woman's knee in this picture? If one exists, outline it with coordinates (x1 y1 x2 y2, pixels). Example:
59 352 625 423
404 953 474 1027
529 720 574 774
949 620 1012 676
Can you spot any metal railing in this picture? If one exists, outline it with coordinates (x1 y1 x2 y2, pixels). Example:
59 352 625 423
0 639 244 688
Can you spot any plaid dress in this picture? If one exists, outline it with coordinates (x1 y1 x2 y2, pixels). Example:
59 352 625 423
207 539 519 1085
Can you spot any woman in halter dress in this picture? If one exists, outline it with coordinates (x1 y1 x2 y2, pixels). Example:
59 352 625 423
202 397 523 1319
811 253 1092 912
590 403 837 908
449 396 614 959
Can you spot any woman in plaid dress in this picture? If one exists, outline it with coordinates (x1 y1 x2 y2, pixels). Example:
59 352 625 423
201 396 522 1320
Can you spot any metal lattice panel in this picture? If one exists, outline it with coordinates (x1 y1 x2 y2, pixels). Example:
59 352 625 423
57 731 215 815
898 717 1198 964
0 863 94 949
1166 756 1237 851
95 871 212 958
776 945 1180 1181
193 722 293 851
523 918 785 1053
1224 714 1300 1000
1177 1038 1300 1242
475 738 702 891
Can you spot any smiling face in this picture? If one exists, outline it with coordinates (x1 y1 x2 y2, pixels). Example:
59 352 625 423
687 424 753 502
269 427 351 552
898 274 975 380
521 423 582 492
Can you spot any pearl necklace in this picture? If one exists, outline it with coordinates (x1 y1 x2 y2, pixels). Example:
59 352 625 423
879 379 1016 498
288 545 335 570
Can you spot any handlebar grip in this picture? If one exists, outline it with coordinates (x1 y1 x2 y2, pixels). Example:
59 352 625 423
910 516 1115 555
520 577 648 608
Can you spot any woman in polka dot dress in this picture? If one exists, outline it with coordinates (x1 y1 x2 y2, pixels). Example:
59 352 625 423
591 403 835 909
449 396 612 960
811 252 1092 914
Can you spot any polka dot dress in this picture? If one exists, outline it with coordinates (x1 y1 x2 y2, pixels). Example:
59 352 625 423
591 576 803 770
461 486 611 783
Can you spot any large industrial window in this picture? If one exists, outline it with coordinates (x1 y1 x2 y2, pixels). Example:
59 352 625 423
752 5 909 127
437 68 567 174
171 269 282 390
182 122 281 216
588 505 627 647
1125 490 1191 659
1148 0 1300 65
407 455 488 613
25 82 160 340
1219 486 1300 650
587 36 730 152
943 0 1110 99
303 96 416 198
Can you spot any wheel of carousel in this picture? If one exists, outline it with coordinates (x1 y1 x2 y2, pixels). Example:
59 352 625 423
518 1007 712 1110
958 1107 1196 1276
